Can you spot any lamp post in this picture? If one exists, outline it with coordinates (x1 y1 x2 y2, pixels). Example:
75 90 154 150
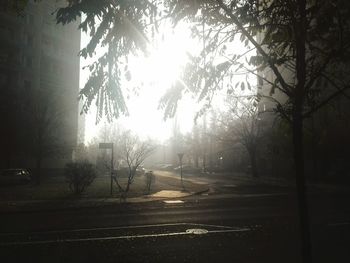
177 153 184 189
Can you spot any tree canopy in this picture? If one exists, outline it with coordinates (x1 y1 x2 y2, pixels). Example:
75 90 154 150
54 0 350 124
57 0 161 122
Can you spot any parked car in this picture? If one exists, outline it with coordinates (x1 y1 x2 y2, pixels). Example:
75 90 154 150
159 164 175 171
0 168 31 185
135 166 146 176
112 166 146 178
150 164 175 171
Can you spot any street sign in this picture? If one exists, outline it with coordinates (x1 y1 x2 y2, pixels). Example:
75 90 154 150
99 143 113 149
177 153 184 161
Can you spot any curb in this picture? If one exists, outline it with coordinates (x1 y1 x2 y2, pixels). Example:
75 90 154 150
193 188 210 195
0 187 210 214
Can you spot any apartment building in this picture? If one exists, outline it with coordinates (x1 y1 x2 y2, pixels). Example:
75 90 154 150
0 0 81 171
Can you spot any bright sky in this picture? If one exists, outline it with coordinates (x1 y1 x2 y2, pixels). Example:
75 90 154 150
80 23 202 143
80 22 253 144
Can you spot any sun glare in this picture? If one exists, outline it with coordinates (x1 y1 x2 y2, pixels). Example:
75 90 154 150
83 23 200 143
132 34 188 86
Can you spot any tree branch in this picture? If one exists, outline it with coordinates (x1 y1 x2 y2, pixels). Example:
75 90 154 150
215 0 293 97
303 85 350 118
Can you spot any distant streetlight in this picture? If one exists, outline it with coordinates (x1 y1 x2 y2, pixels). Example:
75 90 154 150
99 142 114 196
177 153 184 189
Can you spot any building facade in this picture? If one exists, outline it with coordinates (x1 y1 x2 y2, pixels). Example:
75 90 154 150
0 0 81 172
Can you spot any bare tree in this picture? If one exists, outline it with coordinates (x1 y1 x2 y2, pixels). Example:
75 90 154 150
216 95 262 177
25 89 65 184
114 131 156 198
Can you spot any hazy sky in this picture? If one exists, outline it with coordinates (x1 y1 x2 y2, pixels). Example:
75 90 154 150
79 22 253 144
80 23 204 143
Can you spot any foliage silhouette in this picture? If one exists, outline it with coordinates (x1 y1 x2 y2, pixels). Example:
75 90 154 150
65 160 97 195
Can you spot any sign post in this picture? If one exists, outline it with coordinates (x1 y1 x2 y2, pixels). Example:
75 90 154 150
99 143 114 196
177 153 184 190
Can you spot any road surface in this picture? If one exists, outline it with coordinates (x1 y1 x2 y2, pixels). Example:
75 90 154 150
0 172 349 262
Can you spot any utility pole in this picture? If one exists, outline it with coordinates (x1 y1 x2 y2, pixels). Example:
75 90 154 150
178 153 184 190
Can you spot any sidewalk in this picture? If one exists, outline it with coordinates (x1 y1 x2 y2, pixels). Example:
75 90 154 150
0 171 209 213
202 171 350 193
0 195 185 214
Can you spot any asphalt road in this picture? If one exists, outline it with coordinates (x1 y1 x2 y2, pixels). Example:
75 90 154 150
0 173 349 263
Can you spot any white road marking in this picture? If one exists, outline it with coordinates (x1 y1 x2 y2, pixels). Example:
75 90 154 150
0 228 250 246
0 223 250 246
0 222 243 236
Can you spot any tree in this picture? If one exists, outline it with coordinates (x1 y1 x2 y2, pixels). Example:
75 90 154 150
163 2 350 262
114 131 156 198
183 124 202 169
24 89 65 184
217 95 263 177
56 0 160 122
65 160 97 195
56 1 350 261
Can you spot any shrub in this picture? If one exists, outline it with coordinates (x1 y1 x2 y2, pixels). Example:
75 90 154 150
65 161 96 195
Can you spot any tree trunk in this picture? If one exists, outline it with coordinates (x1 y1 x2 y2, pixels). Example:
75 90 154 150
125 181 130 193
293 0 311 259
292 107 312 262
126 170 133 193
310 116 319 182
